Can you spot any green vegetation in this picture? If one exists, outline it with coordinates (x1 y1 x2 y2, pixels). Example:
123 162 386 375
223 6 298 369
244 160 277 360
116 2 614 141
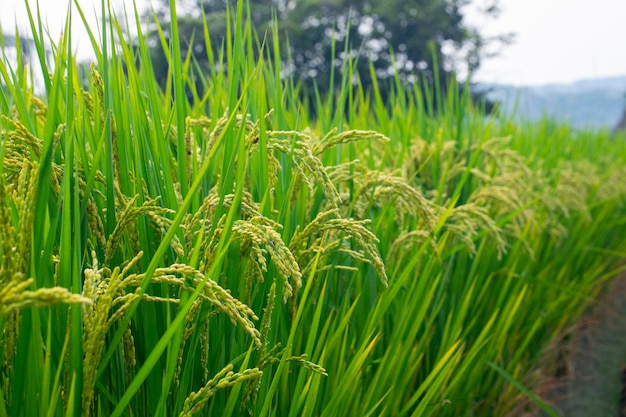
1 2 625 417
145 0 510 100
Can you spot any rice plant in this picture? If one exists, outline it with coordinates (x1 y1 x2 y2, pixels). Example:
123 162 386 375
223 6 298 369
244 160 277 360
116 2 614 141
0 1 625 417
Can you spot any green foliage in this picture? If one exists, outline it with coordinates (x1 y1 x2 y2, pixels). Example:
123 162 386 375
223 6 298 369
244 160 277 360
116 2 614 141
0 2 625 417
144 0 508 101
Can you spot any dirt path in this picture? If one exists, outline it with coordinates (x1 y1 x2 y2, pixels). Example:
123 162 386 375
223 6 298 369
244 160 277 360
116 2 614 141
619 367 626 417
538 272 626 417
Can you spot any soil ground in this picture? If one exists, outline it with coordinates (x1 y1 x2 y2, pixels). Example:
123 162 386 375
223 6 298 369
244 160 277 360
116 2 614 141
537 272 626 417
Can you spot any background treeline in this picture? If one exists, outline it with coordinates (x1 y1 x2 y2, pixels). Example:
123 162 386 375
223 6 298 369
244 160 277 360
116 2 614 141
143 0 510 105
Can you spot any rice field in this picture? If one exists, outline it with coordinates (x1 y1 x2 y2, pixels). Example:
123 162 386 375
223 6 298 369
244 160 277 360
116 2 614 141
1 2 625 416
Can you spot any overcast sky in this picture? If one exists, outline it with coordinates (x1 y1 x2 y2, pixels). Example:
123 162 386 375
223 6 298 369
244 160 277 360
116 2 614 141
2 0 626 86
468 0 626 85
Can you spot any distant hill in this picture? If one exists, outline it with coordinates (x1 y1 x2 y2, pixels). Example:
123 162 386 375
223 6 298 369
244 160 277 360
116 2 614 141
478 75 626 130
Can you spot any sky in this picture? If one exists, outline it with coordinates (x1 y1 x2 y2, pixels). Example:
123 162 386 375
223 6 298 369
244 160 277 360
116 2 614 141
1 0 626 86
466 0 626 85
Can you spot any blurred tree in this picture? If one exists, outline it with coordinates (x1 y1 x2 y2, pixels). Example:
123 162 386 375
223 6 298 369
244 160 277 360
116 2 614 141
143 0 510 104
